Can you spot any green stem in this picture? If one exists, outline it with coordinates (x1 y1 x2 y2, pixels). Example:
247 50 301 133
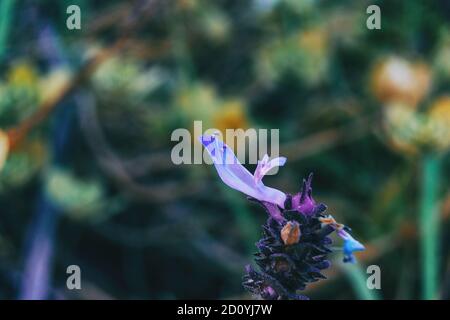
342 262 381 300
0 0 15 62
419 153 441 300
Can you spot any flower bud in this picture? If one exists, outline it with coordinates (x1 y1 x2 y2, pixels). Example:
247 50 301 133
281 221 301 245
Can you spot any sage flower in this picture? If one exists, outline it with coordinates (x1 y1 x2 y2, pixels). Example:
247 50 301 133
200 134 287 208
201 135 365 299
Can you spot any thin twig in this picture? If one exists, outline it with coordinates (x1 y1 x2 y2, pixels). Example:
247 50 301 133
5 0 162 150
76 92 203 202
281 115 371 162
6 40 126 149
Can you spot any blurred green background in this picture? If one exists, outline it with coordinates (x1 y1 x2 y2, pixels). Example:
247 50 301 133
0 0 449 299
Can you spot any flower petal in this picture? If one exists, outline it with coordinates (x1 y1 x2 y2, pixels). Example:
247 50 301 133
254 154 286 184
200 134 287 208
338 230 365 263
292 173 326 215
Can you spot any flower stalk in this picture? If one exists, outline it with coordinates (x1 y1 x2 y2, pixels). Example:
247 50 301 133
419 152 441 300
0 0 15 62
342 262 381 300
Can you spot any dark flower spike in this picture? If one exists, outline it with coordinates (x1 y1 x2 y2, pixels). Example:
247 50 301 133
201 135 365 299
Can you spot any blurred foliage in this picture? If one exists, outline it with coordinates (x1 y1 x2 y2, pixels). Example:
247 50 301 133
0 0 449 300
44 167 105 219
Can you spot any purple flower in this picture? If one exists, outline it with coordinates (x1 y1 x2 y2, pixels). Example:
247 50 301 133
200 134 287 209
291 173 327 215
201 134 366 299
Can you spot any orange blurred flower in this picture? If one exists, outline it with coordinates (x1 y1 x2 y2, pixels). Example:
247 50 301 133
213 99 249 134
371 56 432 108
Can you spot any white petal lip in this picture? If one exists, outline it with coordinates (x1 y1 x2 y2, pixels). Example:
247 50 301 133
254 154 287 185
200 134 287 208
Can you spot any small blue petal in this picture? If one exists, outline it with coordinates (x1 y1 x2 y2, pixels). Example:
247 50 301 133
343 254 356 264
342 236 365 264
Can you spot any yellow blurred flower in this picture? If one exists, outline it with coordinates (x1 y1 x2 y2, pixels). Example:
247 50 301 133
429 96 450 124
371 56 432 108
428 96 450 151
174 82 250 151
7 62 38 87
213 99 249 134
297 27 328 55
382 96 450 154
176 83 220 125
0 62 40 122
0 130 9 171
383 103 421 155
